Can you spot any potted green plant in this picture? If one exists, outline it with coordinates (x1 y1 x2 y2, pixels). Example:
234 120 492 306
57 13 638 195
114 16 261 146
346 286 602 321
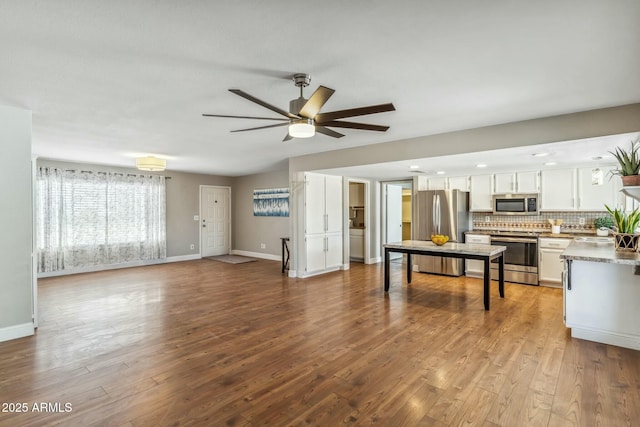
605 205 640 251
594 215 614 236
609 140 640 186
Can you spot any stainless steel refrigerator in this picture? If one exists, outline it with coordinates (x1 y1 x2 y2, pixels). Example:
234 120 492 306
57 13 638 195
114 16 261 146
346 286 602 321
415 190 469 276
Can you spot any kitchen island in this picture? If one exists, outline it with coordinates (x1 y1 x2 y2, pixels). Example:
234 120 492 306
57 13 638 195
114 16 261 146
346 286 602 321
561 238 640 350
383 240 506 310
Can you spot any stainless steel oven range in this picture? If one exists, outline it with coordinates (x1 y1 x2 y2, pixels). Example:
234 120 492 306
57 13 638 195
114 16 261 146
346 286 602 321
489 233 538 285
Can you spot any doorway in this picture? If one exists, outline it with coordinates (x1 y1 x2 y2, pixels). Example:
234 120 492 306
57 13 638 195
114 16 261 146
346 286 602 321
348 180 367 262
381 180 413 260
200 186 231 257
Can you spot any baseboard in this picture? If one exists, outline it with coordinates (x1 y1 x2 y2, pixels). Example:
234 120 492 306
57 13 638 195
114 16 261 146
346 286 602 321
230 249 281 262
571 327 640 351
367 257 382 264
37 254 202 278
166 254 202 263
0 322 34 343
288 270 297 278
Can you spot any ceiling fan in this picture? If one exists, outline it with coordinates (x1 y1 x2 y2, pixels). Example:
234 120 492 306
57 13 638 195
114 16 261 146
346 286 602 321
203 73 395 142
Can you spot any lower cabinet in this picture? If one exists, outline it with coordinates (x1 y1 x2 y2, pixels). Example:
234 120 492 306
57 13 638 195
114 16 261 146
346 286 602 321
349 228 364 260
538 237 572 287
306 233 342 274
465 233 491 277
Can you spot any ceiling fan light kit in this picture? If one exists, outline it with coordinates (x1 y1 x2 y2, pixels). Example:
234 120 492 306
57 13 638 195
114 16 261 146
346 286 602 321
203 73 395 141
289 119 315 138
136 156 166 171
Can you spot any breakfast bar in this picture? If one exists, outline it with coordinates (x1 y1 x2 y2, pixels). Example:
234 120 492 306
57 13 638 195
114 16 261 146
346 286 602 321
383 240 507 310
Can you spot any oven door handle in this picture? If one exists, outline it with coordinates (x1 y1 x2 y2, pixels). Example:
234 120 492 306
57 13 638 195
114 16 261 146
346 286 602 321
491 237 538 244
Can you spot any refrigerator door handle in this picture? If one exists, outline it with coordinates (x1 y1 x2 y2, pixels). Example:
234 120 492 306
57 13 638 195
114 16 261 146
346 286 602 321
436 194 441 235
432 194 437 236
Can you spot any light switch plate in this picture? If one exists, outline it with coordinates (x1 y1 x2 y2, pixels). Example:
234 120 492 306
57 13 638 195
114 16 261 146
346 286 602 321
193 215 199 221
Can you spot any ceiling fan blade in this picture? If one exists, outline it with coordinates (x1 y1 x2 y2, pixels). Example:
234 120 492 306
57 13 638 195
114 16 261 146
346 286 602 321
229 89 300 119
315 126 345 139
202 113 288 121
282 133 294 142
231 122 289 133
297 85 335 118
315 103 396 122
320 120 390 132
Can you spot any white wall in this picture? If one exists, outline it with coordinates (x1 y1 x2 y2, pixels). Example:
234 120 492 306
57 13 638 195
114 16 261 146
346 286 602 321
0 105 34 342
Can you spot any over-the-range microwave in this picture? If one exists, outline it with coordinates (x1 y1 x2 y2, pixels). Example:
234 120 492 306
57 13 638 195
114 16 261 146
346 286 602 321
492 193 539 215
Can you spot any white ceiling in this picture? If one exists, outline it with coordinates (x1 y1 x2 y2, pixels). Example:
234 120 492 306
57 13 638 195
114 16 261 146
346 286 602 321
1 1 639 177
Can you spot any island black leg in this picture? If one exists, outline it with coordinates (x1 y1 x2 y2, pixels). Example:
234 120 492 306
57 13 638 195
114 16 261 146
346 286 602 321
498 254 505 298
483 257 490 310
407 253 412 284
384 248 390 292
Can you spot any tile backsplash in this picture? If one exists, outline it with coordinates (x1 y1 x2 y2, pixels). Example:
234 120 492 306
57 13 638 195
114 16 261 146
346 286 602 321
472 211 608 233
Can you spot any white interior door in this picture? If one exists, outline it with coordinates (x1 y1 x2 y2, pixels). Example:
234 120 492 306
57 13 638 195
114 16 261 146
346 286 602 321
201 186 231 257
386 184 403 260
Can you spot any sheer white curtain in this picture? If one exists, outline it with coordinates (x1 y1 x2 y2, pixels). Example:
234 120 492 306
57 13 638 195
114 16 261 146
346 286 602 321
36 168 167 272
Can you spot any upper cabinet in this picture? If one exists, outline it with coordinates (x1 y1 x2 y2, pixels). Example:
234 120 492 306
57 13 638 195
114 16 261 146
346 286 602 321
469 174 493 211
427 177 447 190
448 176 470 191
540 169 577 211
493 171 539 194
576 166 622 211
348 182 365 206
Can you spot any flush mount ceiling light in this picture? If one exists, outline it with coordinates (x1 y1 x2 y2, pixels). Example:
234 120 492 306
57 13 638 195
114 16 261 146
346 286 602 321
532 152 549 157
136 156 166 171
409 165 420 169
436 171 445 175
544 161 557 166
288 119 315 138
476 164 487 168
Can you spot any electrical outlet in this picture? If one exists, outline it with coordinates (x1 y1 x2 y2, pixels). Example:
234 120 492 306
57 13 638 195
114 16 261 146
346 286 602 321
485 216 491 222
190 244 195 250
578 217 585 225
260 243 266 249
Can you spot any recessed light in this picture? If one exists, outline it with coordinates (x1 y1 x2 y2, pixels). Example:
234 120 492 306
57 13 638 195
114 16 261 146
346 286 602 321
476 164 487 168
409 165 420 169
544 162 557 166
436 171 445 175
532 152 549 157
592 156 604 160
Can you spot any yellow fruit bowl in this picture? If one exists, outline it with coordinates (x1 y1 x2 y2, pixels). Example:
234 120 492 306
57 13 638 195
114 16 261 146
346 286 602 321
431 235 449 246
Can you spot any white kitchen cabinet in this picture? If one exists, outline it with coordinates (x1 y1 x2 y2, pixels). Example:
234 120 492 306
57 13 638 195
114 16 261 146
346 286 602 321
349 228 364 260
516 171 540 193
493 173 516 193
576 166 621 211
304 172 343 275
465 233 491 277
448 176 470 191
469 175 493 211
540 169 577 211
493 171 539 194
538 237 571 287
427 177 447 190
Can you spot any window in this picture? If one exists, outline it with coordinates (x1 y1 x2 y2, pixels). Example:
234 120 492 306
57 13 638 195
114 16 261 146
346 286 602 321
36 168 166 272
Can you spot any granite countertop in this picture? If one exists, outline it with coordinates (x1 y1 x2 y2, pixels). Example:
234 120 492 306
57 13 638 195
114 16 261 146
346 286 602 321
385 240 506 257
560 240 640 265
466 229 597 239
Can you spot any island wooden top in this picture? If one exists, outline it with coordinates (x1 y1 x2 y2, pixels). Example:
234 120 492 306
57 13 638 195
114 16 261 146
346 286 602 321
384 240 506 257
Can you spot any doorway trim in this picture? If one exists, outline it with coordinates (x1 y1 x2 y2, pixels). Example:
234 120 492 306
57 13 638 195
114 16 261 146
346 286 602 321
199 185 232 258
380 179 413 255
346 178 371 264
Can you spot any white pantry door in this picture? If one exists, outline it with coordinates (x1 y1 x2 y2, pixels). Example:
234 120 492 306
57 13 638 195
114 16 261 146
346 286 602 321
201 186 231 257
385 184 404 260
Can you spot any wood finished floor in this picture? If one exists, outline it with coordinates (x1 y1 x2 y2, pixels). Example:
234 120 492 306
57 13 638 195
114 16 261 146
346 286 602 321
1 258 639 426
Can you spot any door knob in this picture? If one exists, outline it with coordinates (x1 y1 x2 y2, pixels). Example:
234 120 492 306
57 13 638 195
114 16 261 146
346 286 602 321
202 224 206 228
